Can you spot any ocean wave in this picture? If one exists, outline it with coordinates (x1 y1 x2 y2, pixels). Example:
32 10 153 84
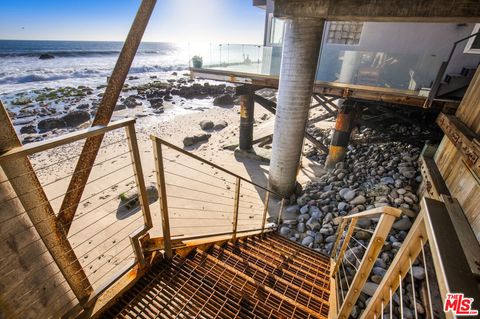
0 64 188 85
0 49 172 58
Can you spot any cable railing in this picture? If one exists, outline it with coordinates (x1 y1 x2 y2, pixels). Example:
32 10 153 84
0 118 152 318
330 199 480 319
150 135 284 259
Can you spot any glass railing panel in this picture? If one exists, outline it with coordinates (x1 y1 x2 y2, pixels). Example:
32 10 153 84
316 48 445 91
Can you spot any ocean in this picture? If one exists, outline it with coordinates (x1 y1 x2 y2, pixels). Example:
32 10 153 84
0 40 264 94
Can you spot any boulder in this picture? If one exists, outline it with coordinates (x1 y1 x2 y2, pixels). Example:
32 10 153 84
183 133 211 147
199 120 214 130
392 217 412 231
37 118 66 132
20 125 36 134
213 120 228 130
62 110 90 127
213 94 234 107
362 282 379 297
123 96 142 108
39 53 55 60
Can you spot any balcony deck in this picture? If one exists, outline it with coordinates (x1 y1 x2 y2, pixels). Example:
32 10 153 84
190 67 452 109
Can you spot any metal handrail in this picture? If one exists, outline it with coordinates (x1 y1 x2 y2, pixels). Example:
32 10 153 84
150 134 286 259
426 31 480 106
150 135 283 198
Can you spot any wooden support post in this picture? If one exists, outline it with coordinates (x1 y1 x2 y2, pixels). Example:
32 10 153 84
337 213 397 319
0 102 93 303
232 177 241 242
260 191 270 234
151 137 172 260
58 0 157 233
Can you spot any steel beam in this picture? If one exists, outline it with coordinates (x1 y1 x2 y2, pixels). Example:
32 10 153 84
58 0 157 232
0 101 93 303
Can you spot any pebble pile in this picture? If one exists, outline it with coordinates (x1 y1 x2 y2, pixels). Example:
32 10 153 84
279 141 429 318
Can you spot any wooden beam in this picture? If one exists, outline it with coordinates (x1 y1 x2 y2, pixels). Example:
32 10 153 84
191 67 443 108
419 154 451 200
274 0 480 22
436 113 480 180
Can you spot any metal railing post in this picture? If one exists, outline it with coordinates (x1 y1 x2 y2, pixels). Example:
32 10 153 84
260 191 270 234
231 177 241 242
277 198 285 228
151 136 172 259
125 123 152 266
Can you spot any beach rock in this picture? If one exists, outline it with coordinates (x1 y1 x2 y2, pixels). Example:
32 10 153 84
39 53 55 60
119 183 159 210
412 266 425 280
123 96 142 108
362 282 379 297
213 120 228 130
62 110 90 127
183 133 211 147
301 236 314 246
150 98 164 109
392 218 412 231
37 118 66 132
199 120 214 130
355 230 371 240
20 125 36 134
114 103 126 111
350 195 366 205
280 226 290 236
213 94 234 107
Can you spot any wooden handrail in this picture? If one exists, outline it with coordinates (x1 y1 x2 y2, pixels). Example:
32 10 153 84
335 210 399 319
341 206 402 220
361 198 480 319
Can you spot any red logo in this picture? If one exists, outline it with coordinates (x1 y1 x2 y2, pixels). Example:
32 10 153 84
444 293 478 316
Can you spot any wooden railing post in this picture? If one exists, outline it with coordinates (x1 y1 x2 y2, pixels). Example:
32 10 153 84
260 192 270 234
151 137 172 259
232 177 241 242
337 213 399 319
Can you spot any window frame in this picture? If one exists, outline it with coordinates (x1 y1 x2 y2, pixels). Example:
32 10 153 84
267 13 285 46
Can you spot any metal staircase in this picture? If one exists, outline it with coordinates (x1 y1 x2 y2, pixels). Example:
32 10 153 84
101 232 331 319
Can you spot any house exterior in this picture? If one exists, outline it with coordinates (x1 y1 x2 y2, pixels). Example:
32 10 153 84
257 0 480 92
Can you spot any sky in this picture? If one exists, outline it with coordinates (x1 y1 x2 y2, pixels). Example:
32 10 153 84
0 0 266 44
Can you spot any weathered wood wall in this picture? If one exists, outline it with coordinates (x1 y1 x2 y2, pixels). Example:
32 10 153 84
434 68 480 242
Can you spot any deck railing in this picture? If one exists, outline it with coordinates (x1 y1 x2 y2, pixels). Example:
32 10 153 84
331 199 480 319
150 135 284 259
0 118 152 318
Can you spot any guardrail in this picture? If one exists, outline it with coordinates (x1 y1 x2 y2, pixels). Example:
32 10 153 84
0 118 152 318
150 135 285 259
331 199 480 319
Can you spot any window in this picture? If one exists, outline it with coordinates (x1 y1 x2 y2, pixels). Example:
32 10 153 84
326 22 363 45
464 24 480 54
269 15 285 46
